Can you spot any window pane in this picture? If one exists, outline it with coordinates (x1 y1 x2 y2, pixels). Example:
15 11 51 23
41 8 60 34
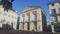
28 15 30 22
52 4 54 6
34 14 37 21
51 9 56 16
51 16 58 23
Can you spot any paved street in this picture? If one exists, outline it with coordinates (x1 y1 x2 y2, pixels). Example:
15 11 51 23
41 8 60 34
0 30 59 34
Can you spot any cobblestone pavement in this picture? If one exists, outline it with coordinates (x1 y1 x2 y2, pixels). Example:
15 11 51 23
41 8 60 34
0 30 59 34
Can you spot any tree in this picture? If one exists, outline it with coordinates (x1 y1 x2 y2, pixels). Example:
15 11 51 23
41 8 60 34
2 0 14 12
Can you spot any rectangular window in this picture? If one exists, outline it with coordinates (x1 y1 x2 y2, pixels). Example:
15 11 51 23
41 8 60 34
28 15 30 30
28 15 30 22
51 9 56 16
34 14 37 21
51 15 58 23
52 4 54 6
23 15 25 22
53 16 58 23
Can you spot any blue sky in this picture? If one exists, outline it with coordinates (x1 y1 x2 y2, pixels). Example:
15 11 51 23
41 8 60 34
12 0 54 21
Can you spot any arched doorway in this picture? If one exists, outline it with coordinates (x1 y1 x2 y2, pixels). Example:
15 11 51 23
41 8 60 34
6 23 10 30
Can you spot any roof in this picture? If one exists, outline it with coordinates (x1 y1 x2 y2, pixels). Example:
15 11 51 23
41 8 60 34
11 9 18 14
21 6 42 12
27 6 42 8
48 0 60 5
21 6 46 16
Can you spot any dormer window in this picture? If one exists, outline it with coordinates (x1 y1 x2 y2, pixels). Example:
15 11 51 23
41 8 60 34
52 9 56 14
52 4 54 6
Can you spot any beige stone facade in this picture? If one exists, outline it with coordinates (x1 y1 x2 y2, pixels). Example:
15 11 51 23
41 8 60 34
19 6 47 32
0 5 18 30
48 0 60 23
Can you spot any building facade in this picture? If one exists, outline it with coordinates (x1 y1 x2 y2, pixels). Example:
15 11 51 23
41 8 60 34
19 6 47 32
48 0 60 23
0 4 18 30
0 4 4 28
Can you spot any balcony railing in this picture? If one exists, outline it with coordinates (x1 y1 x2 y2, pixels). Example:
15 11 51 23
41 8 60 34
50 13 60 16
20 20 40 23
50 13 58 16
56 13 60 16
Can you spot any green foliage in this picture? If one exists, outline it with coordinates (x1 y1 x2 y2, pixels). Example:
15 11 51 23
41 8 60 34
2 0 13 11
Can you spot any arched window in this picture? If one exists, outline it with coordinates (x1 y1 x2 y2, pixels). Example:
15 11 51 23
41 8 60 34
32 11 37 21
32 11 37 15
26 11 30 22
26 11 30 16
26 11 30 30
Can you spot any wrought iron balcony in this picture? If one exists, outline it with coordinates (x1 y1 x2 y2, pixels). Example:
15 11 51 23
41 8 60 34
56 13 60 16
50 13 60 16
24 20 29 23
50 14 56 16
20 22 24 23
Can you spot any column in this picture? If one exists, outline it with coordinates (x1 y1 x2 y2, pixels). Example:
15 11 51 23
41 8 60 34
30 22 35 31
24 12 28 31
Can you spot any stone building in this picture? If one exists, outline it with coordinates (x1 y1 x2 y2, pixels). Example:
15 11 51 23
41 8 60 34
48 0 60 23
0 2 18 30
19 6 47 32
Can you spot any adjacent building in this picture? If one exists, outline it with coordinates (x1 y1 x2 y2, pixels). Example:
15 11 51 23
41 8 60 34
19 6 47 32
0 2 18 30
48 0 60 23
0 3 4 28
